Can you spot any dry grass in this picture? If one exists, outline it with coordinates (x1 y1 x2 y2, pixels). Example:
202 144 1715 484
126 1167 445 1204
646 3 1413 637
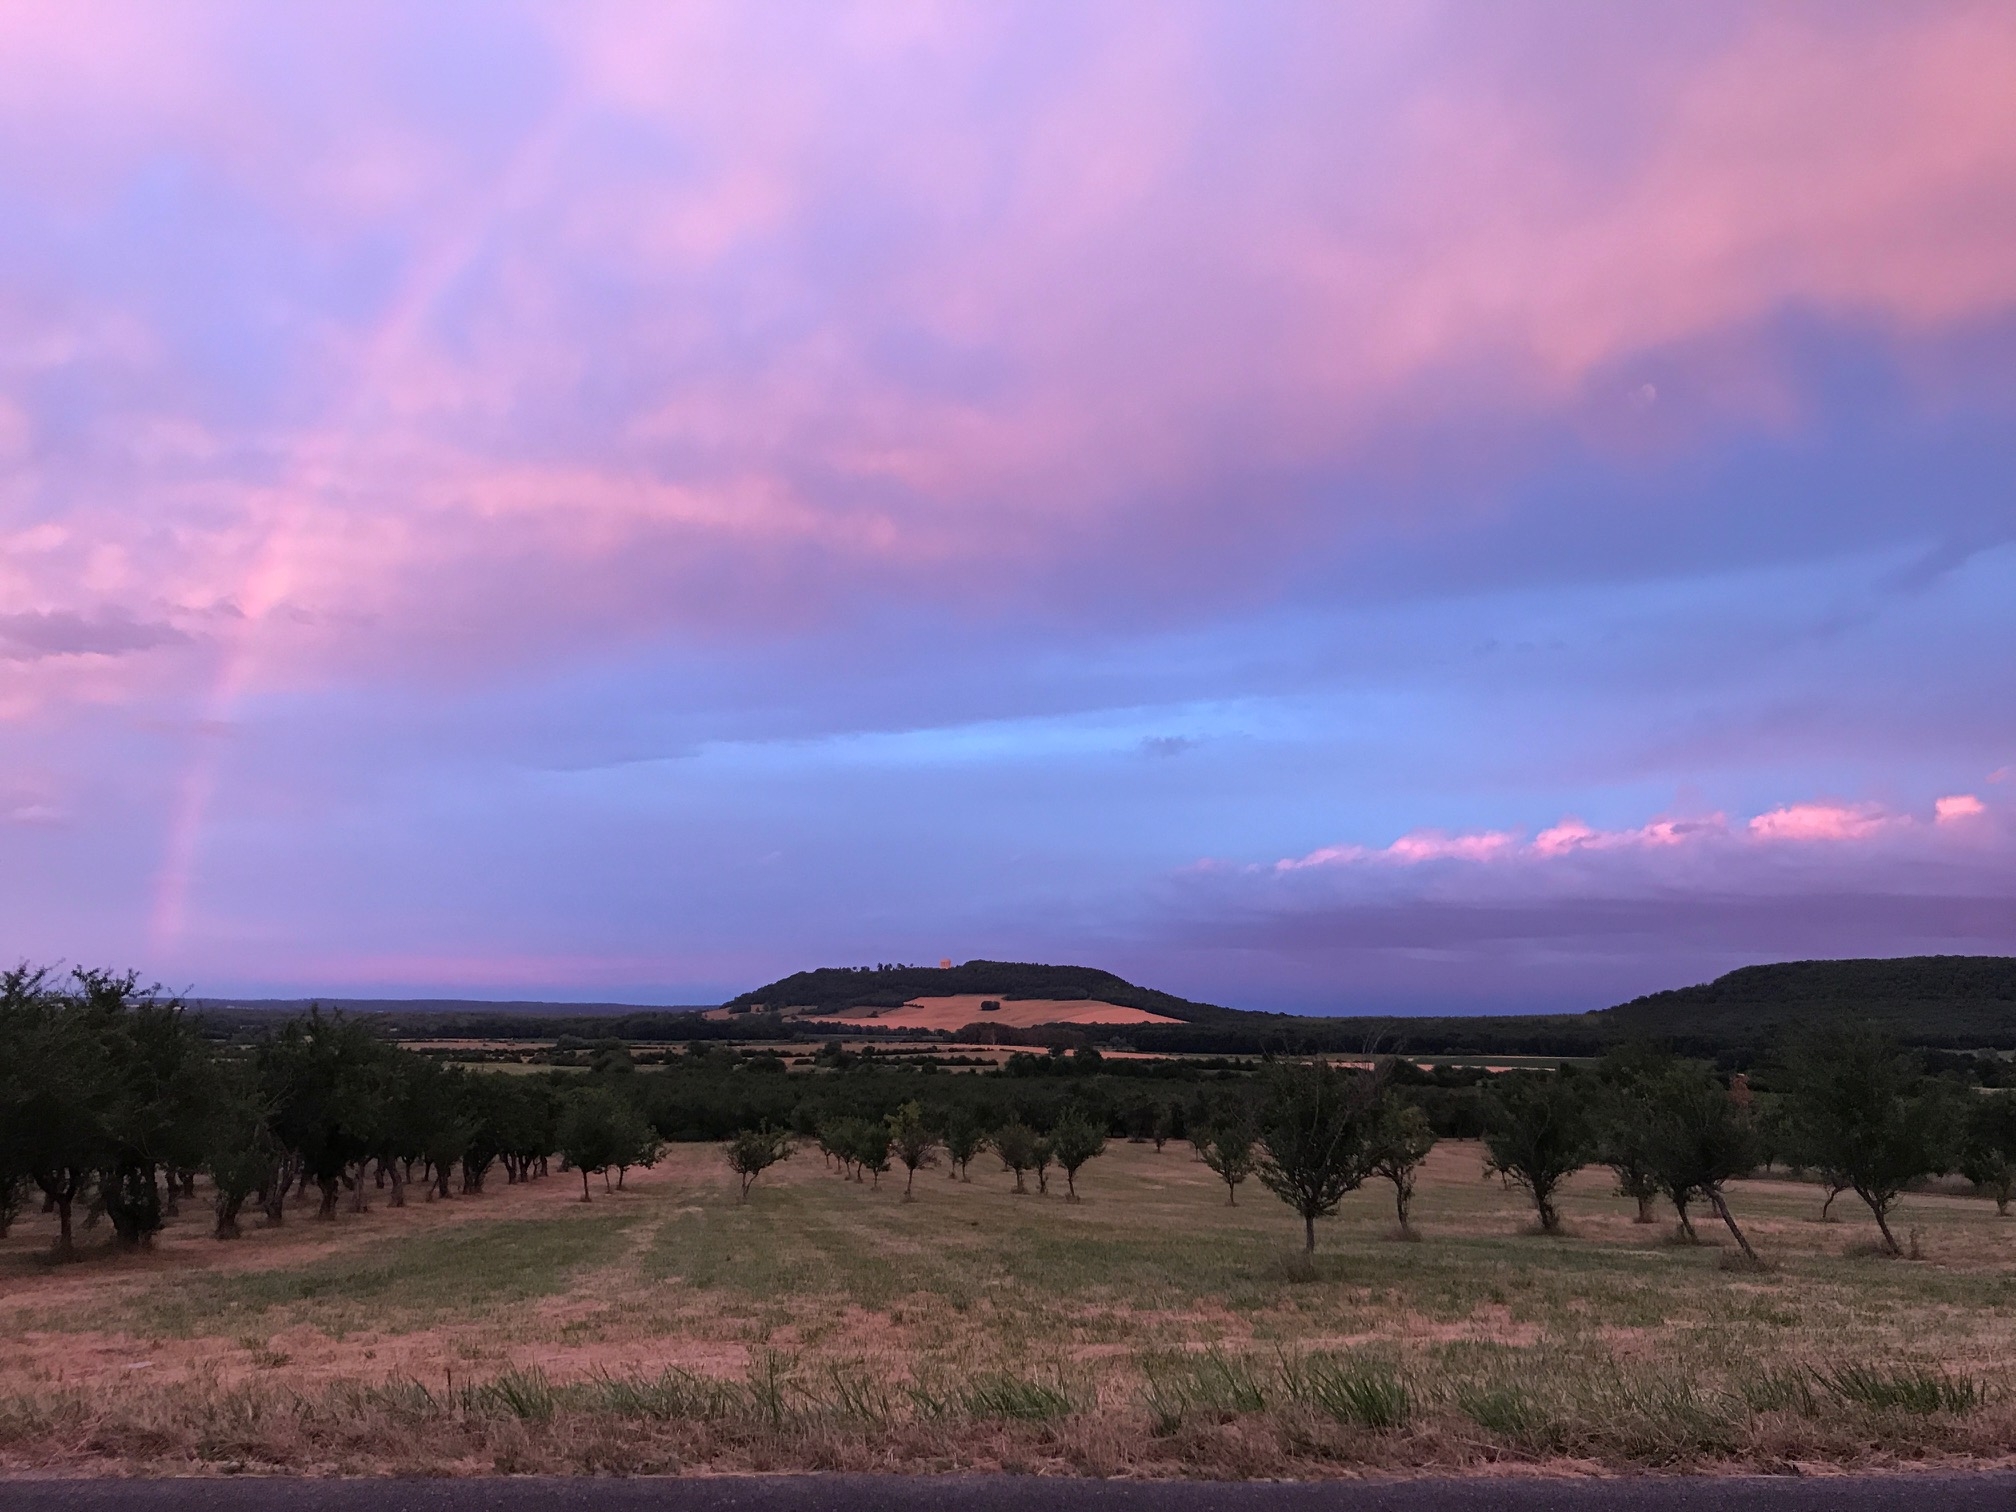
3 1139 2016 1477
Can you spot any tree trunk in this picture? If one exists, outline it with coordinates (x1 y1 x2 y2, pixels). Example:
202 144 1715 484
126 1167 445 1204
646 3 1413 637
1012 1170 1026 1194
1304 1211 1317 1252
387 1161 406 1209
1537 1192 1559 1232
1709 1190 1759 1264
105 1163 163 1248
905 1166 916 1197
579 1169 591 1202
1865 1193 1903 1255
317 1177 341 1219
215 1191 245 1239
1671 1193 1696 1240
1226 1181 1237 1206
38 1172 85 1260
1634 1193 1655 1223
1065 1170 1077 1202
262 1169 287 1226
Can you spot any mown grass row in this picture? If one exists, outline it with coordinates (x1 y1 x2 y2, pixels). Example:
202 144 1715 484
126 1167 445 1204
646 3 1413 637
0 1348 1994 1474
1132 1347 1991 1453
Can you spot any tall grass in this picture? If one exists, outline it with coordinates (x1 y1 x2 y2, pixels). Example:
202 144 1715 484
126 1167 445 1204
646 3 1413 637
1814 1364 1982 1415
1281 1352 1411 1430
1140 1350 1269 1433
956 1373 1077 1421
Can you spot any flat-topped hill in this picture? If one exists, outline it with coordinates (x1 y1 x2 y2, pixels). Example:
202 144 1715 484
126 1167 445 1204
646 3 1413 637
724 960 1237 1024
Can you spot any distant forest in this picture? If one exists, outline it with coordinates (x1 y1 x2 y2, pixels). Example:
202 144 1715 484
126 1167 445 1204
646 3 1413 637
190 955 2016 1060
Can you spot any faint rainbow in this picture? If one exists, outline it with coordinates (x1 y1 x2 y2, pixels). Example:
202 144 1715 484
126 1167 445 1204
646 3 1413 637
147 109 573 954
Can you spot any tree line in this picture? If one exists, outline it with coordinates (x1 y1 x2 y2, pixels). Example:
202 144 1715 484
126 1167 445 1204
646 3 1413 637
724 1027 2016 1265
5 966 2008 1265
0 970 665 1257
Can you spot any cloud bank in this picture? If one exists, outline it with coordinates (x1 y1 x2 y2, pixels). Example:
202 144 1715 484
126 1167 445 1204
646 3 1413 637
0 2 2011 1007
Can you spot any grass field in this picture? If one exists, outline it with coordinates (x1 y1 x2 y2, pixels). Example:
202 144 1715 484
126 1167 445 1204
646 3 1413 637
2 1138 2014 1477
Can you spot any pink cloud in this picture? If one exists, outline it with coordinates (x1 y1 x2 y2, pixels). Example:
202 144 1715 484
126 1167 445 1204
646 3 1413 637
1746 802 1896 842
1384 830 1521 865
1276 793 2005 875
1531 815 1723 855
0 3 2013 720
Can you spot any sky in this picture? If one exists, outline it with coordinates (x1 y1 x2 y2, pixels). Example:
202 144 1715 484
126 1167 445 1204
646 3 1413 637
2 1 2015 1015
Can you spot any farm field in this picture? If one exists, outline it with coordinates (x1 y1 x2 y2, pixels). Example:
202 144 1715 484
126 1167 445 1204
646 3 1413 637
1 1139 2013 1478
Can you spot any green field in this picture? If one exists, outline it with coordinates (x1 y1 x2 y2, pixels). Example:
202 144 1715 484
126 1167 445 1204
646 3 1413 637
1 1138 2012 1476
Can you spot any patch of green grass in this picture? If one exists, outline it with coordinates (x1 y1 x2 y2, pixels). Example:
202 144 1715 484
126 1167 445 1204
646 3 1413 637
134 1213 636 1337
565 1367 738 1422
957 1372 1077 1421
1140 1349 1270 1432
1284 1352 1411 1430
462 1366 556 1422
1738 1366 1819 1415
1815 1363 1983 1415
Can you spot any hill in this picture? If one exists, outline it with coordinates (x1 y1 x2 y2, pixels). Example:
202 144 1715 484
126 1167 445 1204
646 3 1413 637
1597 955 2016 1048
1123 955 2016 1058
724 960 1240 1024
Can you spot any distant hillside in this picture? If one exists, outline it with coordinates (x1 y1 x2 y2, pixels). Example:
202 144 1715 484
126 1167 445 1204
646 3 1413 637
186 998 726 1044
1595 955 2016 1048
726 960 1238 1024
191 997 714 1018
1122 954 2016 1059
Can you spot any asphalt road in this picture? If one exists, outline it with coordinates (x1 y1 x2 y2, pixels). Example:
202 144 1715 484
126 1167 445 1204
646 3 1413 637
2 1475 2014 1511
